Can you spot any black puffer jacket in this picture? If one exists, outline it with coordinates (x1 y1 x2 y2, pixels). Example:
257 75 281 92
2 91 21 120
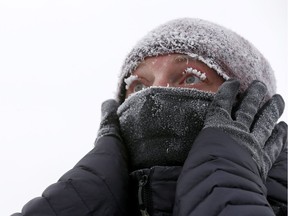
12 128 287 216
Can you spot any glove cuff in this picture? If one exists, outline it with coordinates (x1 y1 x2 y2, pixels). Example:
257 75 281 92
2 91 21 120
95 126 122 145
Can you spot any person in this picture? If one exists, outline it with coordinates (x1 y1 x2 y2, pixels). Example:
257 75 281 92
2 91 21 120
12 18 287 216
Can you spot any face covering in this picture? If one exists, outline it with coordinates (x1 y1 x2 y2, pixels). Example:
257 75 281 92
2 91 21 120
117 87 214 171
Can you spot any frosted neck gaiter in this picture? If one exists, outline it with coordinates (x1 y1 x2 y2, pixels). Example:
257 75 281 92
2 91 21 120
117 87 214 171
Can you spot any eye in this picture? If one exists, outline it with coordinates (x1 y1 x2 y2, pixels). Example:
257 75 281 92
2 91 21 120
184 75 201 85
133 83 147 92
125 75 149 95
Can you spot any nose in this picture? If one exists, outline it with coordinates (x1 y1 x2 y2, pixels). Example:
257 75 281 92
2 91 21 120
152 76 173 87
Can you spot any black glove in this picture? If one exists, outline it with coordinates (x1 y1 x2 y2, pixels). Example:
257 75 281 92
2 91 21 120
204 79 287 179
96 99 122 142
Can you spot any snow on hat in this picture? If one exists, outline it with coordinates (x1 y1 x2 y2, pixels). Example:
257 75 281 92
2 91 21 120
117 18 276 103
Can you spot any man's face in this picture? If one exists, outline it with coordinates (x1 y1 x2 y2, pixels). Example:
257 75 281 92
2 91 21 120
125 54 225 98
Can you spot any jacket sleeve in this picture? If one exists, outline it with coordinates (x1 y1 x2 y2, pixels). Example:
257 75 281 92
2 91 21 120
173 128 277 216
266 142 287 216
11 135 130 216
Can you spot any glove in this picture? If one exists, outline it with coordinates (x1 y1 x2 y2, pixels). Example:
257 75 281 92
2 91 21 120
204 79 287 179
96 99 122 142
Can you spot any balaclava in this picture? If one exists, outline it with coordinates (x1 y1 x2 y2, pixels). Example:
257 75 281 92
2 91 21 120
116 18 277 170
117 87 214 170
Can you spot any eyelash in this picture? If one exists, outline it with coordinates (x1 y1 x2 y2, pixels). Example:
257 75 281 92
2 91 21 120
184 67 207 81
125 76 148 93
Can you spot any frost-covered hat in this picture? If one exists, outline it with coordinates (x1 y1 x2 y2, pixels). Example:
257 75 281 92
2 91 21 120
117 18 276 103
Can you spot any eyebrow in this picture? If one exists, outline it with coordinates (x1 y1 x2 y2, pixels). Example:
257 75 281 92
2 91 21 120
174 55 197 64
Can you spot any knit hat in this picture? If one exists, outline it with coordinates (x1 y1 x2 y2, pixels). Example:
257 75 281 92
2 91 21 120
117 18 276 103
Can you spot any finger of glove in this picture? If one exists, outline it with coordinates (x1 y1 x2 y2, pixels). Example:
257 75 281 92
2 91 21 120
262 121 287 172
235 81 267 128
208 79 240 115
100 99 119 125
252 94 285 145
101 99 119 118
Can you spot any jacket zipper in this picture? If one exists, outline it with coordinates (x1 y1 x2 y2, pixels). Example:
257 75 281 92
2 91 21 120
138 174 150 216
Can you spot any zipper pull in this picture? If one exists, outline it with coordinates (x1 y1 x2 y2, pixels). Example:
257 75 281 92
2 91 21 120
138 174 150 216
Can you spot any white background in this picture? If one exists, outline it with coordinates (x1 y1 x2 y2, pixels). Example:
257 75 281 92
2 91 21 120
0 0 287 215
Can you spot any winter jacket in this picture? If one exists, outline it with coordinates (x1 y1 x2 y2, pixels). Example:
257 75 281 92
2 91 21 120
12 128 287 216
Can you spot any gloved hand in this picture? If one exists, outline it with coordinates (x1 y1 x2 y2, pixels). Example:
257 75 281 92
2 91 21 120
204 79 287 179
96 99 122 142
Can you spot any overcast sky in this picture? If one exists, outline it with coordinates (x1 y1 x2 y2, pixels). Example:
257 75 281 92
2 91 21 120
0 0 287 215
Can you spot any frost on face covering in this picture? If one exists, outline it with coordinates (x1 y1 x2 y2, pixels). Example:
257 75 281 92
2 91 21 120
117 87 215 170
